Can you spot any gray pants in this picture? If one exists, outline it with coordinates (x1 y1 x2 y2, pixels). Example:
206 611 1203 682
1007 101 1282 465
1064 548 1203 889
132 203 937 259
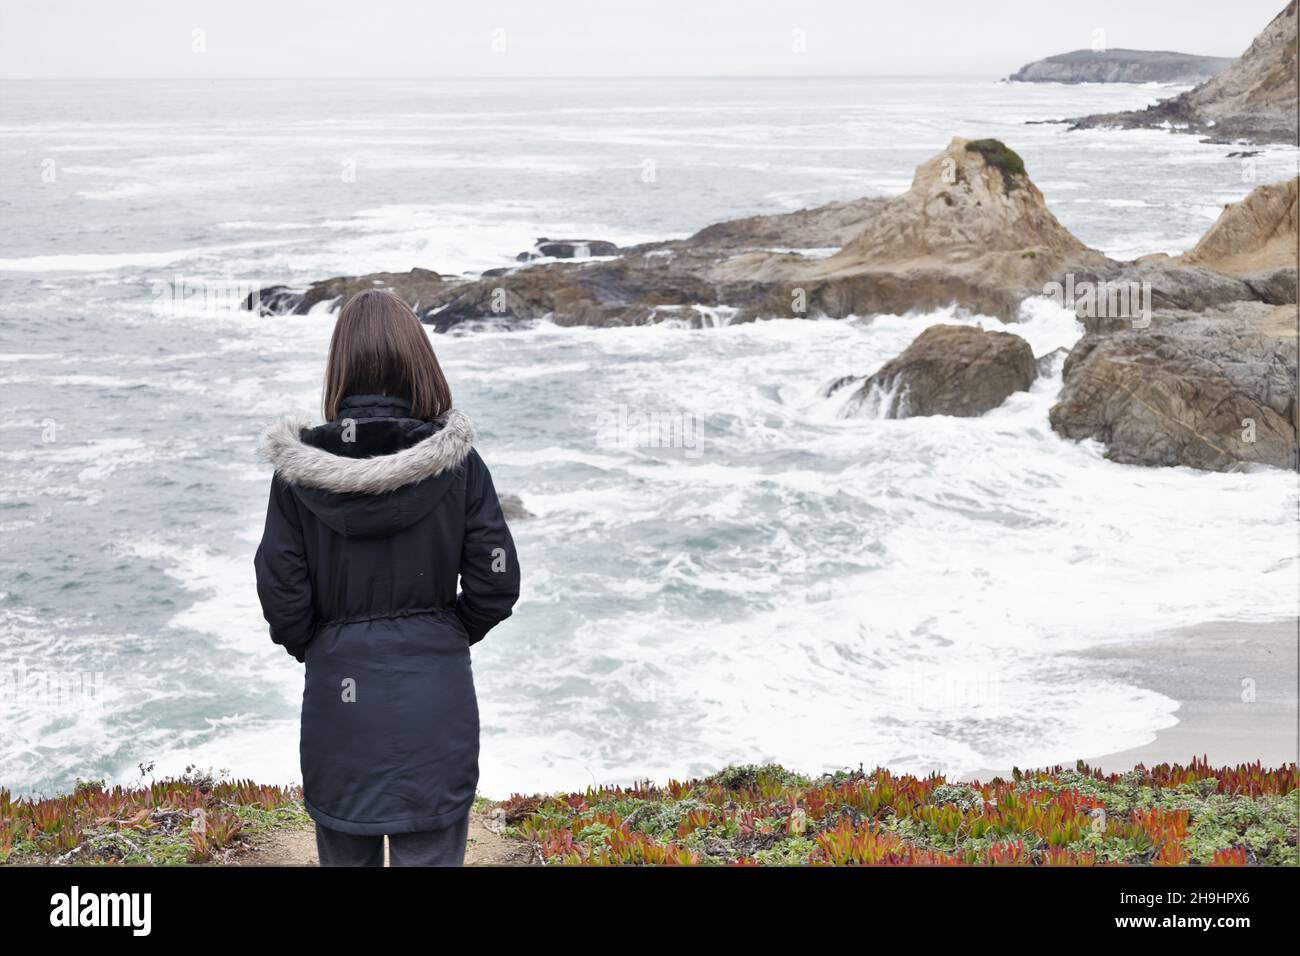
315 813 470 867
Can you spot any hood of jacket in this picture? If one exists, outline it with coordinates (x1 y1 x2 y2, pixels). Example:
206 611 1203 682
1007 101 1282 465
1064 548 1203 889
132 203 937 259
258 395 476 539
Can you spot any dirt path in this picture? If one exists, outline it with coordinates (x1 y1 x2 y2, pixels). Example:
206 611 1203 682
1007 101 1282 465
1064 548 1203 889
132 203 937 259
235 809 537 866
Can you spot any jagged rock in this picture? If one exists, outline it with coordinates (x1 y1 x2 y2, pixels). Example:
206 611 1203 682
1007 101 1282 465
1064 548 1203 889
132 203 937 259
845 141 1084 260
246 136 1115 328
516 238 620 261
1048 174 1299 471
685 137 1108 324
418 194 904 328
244 285 304 316
1070 2 1298 144
423 257 719 331
244 268 446 317
1066 259 1258 322
1049 176 1298 335
1184 177 1298 275
1009 49 1232 85
250 137 1112 328
1049 304 1297 470
685 196 887 250
245 146 1288 364
842 324 1038 418
785 137 1111 322
1242 267 1299 304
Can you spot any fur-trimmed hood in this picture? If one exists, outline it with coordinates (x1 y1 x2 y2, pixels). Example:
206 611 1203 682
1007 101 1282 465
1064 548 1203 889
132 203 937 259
258 400 479 539
259 407 476 496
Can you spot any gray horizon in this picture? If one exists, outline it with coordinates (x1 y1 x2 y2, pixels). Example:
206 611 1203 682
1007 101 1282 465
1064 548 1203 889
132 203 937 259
0 0 1287 79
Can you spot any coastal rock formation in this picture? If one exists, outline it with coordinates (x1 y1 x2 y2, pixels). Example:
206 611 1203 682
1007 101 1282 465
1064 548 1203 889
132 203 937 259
243 268 445 317
1049 304 1297 470
684 195 887 250
1070 2 1298 144
517 238 620 261
839 324 1038 418
1051 177 1298 337
1049 174 1298 470
1009 49 1232 85
730 136 1112 322
1184 176 1299 275
834 140 1092 262
1180 176 1299 308
239 136 1295 474
245 137 1110 329
1063 259 1263 326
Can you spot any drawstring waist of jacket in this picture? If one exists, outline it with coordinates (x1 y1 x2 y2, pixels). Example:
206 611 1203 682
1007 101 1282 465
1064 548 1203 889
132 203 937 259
316 605 459 630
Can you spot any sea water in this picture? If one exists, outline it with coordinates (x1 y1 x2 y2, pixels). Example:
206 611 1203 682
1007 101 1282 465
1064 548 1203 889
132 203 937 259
0 77 1295 797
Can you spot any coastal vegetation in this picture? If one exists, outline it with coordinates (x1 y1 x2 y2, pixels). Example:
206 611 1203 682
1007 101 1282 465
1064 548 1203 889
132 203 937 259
503 759 1298 866
964 138 1026 187
0 765 306 865
3 758 1294 866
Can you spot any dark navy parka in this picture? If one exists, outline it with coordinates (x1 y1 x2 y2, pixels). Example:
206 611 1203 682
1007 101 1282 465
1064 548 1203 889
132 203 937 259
254 395 519 835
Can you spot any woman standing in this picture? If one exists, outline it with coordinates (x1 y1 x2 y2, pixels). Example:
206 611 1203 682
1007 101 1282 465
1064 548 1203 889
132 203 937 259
254 290 520 866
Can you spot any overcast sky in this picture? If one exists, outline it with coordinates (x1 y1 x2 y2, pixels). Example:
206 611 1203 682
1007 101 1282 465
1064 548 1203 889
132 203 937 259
0 0 1287 78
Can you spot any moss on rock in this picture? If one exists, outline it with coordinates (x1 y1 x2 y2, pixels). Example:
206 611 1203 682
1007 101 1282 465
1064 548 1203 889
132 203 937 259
965 138 1027 189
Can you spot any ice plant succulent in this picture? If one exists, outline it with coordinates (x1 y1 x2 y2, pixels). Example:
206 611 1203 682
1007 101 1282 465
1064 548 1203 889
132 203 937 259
0 774 305 865
495 758 1298 867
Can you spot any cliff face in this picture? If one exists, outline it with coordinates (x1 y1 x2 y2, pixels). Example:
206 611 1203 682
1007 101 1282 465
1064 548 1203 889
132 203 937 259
1009 49 1232 84
1184 176 1299 275
1071 1 1298 144
1181 1 1299 137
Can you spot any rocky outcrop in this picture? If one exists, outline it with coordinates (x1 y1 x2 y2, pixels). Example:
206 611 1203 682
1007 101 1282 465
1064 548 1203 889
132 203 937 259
1048 175 1298 471
247 137 1110 328
836 325 1038 418
243 268 445 317
1009 49 1232 85
1049 304 1297 470
1044 177 1298 338
1070 2 1298 144
748 137 1112 322
1179 176 1299 309
517 239 620 262
238 133 1295 474
684 195 887 250
245 136 1293 332
1184 176 1298 275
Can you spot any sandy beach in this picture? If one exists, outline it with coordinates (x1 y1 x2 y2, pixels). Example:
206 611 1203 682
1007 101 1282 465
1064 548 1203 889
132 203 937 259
962 618 1297 781
1081 618 1297 772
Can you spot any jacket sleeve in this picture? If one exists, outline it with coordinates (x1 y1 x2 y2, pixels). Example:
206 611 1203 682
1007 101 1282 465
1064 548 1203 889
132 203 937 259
455 449 521 645
253 474 315 663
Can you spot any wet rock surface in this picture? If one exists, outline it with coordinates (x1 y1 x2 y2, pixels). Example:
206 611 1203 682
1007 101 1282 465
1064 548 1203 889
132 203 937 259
841 324 1038 419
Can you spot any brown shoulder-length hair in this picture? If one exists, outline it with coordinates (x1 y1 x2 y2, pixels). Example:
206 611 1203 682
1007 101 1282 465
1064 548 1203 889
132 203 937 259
322 290 452 422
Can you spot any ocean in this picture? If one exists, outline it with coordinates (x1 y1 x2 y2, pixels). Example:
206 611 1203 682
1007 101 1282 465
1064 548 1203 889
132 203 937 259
0 76 1295 798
